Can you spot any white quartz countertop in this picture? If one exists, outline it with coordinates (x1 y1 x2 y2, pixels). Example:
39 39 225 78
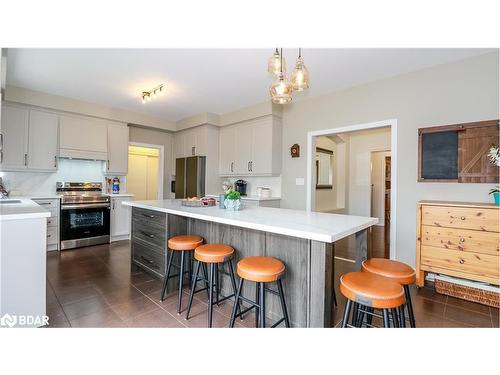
207 194 281 201
0 198 52 221
104 193 134 197
123 199 378 243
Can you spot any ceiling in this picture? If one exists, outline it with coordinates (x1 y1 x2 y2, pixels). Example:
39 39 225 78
6 48 494 122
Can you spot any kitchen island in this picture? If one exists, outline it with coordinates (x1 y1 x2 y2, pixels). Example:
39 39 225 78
123 199 377 327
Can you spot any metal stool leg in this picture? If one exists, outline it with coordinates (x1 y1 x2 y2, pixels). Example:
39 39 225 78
382 309 390 328
161 250 174 301
201 263 210 301
255 282 260 328
341 299 352 328
185 260 201 320
259 282 266 328
177 251 186 314
207 263 215 328
215 264 220 306
391 308 400 328
351 303 359 326
227 261 242 320
404 285 416 328
366 307 374 327
399 305 406 328
333 289 338 307
229 278 243 328
277 279 291 328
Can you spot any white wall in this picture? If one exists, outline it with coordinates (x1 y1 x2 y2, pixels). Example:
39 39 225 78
280 51 499 266
347 128 391 217
371 150 391 225
1 159 105 196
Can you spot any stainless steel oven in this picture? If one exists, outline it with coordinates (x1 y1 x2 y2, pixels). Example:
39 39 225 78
57 182 110 250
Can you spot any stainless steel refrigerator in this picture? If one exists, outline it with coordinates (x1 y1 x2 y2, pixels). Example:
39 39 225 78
175 156 206 198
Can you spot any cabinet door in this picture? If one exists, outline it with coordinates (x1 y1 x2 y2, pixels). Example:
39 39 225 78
185 131 198 156
234 124 253 174
0 104 28 170
174 133 185 159
59 115 107 152
250 120 273 174
28 109 59 171
219 126 236 175
111 197 131 237
106 123 129 175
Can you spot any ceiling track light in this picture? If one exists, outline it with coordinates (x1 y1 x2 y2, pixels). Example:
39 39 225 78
141 84 165 103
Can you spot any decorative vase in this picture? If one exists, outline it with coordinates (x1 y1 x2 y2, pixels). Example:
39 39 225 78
493 192 500 206
224 198 241 211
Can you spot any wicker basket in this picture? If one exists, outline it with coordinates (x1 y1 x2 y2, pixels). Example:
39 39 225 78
435 277 499 308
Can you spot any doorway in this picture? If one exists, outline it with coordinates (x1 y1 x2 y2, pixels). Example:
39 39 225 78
127 143 164 200
306 119 397 260
370 150 391 258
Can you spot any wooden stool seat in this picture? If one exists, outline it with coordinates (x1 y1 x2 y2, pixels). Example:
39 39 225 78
340 272 404 309
168 235 204 251
237 256 285 283
362 258 416 285
194 244 234 263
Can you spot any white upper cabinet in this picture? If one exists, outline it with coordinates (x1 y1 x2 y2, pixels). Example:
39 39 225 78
0 104 29 170
28 109 59 171
106 123 129 175
219 126 236 174
174 126 209 159
59 114 107 160
218 116 282 176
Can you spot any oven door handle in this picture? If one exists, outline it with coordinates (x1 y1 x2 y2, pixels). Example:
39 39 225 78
61 203 111 210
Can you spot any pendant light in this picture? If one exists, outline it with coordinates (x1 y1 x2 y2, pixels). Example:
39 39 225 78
270 48 293 104
291 48 310 91
267 48 286 76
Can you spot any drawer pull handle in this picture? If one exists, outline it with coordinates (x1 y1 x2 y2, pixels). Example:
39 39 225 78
140 255 154 264
459 259 465 264
142 214 155 219
47 234 51 238
141 231 154 238
459 237 465 243
460 216 466 220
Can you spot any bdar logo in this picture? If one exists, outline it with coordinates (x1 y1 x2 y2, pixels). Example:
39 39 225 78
1 313 17 327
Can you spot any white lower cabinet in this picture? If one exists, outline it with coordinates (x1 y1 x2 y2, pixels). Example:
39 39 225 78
110 196 132 241
32 198 60 251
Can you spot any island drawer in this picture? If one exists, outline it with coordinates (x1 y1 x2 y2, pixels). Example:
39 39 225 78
47 216 58 228
46 227 58 245
132 220 166 250
132 207 166 228
132 241 165 275
421 205 499 232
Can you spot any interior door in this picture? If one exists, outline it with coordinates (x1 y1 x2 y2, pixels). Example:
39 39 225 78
146 155 159 199
127 153 148 200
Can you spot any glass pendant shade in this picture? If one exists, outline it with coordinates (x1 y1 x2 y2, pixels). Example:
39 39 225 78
267 49 286 75
270 72 293 104
291 56 310 91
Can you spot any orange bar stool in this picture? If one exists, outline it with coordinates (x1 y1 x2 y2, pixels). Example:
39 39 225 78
340 271 405 328
185 244 241 328
229 256 290 328
160 235 204 314
362 258 417 327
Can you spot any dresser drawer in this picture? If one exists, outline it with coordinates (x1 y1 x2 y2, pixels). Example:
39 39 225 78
421 245 499 281
132 220 166 250
46 226 58 245
132 241 165 275
132 207 166 228
421 225 500 256
422 205 499 232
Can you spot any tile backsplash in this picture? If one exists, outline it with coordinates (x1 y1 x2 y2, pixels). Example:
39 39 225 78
0 159 107 196
219 176 281 197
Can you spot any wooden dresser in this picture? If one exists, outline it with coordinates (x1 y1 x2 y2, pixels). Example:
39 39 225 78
416 201 499 287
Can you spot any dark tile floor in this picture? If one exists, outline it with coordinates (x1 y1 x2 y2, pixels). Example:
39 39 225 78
45 240 499 328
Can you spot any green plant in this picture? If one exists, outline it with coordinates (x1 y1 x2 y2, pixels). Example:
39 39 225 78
225 189 241 200
489 186 499 195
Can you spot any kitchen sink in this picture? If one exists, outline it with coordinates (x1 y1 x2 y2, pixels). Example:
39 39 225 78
0 199 22 204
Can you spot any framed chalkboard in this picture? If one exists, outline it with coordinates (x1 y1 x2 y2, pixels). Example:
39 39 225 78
419 130 458 181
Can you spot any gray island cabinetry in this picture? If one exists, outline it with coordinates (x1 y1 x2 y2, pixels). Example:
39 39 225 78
125 200 377 328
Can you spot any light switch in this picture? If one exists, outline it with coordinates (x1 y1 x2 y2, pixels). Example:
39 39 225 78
295 178 305 186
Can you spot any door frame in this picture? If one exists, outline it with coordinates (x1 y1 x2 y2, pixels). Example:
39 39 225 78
369 149 391 225
128 142 164 200
306 119 398 259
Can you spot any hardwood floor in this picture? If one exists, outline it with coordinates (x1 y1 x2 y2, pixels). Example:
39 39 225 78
45 240 499 328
